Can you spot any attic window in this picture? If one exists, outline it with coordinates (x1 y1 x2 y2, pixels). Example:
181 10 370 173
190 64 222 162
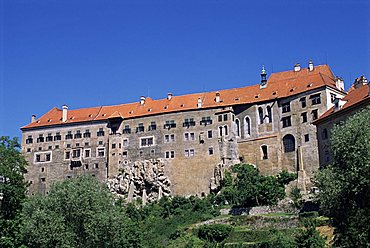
102 114 106 116
180 104 184 107
69 117 74 120
89 114 93 117
234 98 240 101
164 106 168 110
129 111 133 114
272 91 277 95
47 119 51 122
36 120 40 123
255 94 259 99
290 88 295 92
148 109 152 112
307 83 313 88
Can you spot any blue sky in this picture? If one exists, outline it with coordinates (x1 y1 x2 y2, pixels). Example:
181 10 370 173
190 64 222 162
1 0 369 139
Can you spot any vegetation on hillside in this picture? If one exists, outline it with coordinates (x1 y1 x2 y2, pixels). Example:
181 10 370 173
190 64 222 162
315 106 370 247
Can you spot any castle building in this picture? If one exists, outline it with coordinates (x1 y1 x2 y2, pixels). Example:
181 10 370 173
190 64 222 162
21 61 346 197
314 75 370 167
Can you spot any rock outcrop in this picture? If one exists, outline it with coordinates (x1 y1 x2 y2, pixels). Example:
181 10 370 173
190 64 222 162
107 159 171 203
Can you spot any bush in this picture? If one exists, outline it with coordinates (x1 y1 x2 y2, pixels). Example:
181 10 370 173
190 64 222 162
197 224 233 243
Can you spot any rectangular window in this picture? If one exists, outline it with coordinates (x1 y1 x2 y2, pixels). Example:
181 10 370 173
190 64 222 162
183 118 196 127
312 109 318 120
136 123 144 133
55 145 59 149
65 131 73 140
164 120 176 129
140 137 154 147
282 102 291 113
148 122 157 131
304 134 309 142
36 154 41 162
74 130 82 139
65 151 70 159
123 125 131 134
207 130 213 139
26 135 33 144
300 97 306 108
218 115 223 122
97 148 105 157
301 112 307 123
122 151 128 158
97 128 105 137
46 134 53 142
72 149 81 158
223 114 228 121
310 94 321 105
165 151 175 159
282 116 292 128
85 149 90 158
208 147 214 155
83 130 91 138
330 93 336 103
46 153 51 161
123 139 129 147
37 134 44 143
54 132 61 141
200 116 212 126
112 143 116 149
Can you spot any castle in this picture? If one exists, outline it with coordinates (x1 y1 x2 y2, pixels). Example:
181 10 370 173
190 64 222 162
21 61 347 200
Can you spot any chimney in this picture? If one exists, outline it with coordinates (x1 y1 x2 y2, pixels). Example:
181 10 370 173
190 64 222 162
308 59 314 71
294 63 301 72
197 97 202 108
62 105 68 122
140 96 146 105
215 92 220 103
335 77 344 91
167 93 173 100
260 65 267 89
31 115 36 123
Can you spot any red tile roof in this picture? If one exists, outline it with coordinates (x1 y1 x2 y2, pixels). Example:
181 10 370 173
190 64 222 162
22 65 339 130
316 82 370 122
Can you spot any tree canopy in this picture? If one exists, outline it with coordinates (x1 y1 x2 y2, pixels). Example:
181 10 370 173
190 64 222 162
20 175 142 248
315 106 370 247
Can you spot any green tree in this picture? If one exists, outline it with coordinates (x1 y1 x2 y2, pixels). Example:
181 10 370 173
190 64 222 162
20 175 142 248
0 136 28 247
315 107 370 247
217 164 296 207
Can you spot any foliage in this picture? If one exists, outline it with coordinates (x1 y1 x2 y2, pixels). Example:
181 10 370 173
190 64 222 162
20 175 142 248
0 136 28 248
315 106 370 247
216 164 296 207
290 186 303 209
295 227 326 248
197 224 232 243
258 229 296 248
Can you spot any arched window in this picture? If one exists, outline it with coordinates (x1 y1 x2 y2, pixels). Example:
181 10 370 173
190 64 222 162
261 145 268 160
258 107 264 124
267 106 272 123
244 117 251 137
235 119 240 137
219 126 223 137
283 134 295 153
224 125 228 136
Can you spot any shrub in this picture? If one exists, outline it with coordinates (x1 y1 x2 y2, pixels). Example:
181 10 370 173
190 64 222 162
197 224 233 243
